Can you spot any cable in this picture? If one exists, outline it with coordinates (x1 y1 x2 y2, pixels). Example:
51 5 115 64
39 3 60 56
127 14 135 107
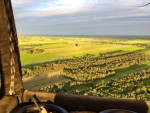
128 0 150 7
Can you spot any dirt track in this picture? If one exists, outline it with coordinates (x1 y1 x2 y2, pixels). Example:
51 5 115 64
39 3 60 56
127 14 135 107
23 75 70 91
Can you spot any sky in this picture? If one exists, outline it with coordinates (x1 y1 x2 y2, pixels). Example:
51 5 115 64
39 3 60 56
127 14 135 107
11 0 150 36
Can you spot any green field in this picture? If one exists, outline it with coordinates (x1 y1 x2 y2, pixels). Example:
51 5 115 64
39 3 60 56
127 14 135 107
19 36 146 65
20 36 150 100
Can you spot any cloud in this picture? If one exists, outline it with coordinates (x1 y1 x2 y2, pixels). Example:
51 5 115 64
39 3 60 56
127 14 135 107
11 0 34 7
12 0 88 18
12 0 150 19
11 0 150 35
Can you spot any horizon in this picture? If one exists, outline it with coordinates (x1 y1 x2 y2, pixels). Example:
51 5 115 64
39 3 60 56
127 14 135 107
18 34 150 37
12 0 150 36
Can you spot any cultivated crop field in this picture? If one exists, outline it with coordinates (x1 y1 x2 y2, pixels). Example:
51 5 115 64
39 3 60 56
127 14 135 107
19 36 145 65
20 36 150 100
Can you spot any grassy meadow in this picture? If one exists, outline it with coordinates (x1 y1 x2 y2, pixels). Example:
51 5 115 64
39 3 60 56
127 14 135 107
19 36 146 65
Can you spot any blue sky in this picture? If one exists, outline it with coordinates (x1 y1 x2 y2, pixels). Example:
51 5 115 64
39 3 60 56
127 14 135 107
11 0 150 36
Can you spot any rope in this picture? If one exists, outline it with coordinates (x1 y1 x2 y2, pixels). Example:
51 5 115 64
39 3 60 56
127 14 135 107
4 0 16 95
128 0 150 7
9 37 16 95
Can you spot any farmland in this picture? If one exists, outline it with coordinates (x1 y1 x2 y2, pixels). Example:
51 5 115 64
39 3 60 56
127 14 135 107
19 36 145 65
20 36 150 100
